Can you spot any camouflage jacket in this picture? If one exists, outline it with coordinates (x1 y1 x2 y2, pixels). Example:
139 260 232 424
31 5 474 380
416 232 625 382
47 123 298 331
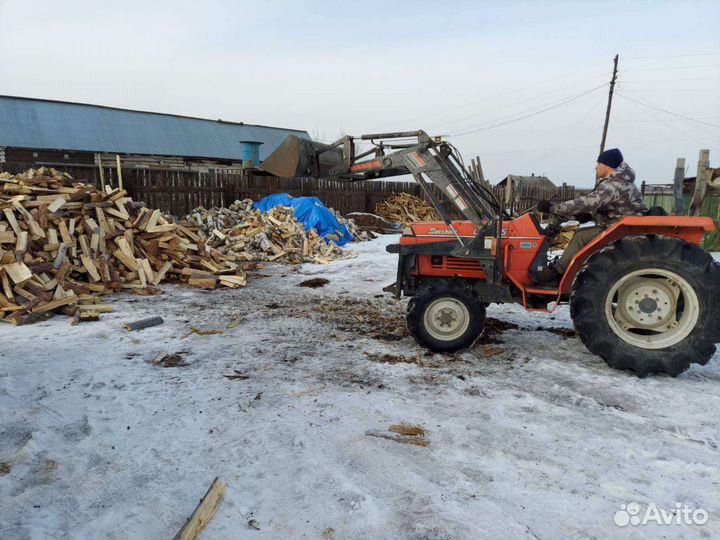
551 162 647 227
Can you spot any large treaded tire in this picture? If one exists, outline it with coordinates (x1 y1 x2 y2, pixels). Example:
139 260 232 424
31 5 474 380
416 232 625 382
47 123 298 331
407 279 486 353
570 235 720 377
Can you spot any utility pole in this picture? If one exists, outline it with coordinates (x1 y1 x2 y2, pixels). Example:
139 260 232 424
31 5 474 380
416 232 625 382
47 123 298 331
600 54 619 153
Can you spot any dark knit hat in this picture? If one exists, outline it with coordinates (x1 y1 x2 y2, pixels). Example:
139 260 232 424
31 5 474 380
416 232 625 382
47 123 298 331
597 148 623 168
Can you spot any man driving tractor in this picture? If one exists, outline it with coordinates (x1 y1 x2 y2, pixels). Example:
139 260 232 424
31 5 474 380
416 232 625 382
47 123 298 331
535 148 648 283
263 130 718 376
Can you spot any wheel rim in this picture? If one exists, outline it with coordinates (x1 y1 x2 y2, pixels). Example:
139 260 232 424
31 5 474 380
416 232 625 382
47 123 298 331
423 297 471 341
604 268 700 349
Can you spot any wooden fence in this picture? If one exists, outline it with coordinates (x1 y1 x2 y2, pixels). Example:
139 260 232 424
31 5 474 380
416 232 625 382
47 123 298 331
1 161 580 218
1 162 426 216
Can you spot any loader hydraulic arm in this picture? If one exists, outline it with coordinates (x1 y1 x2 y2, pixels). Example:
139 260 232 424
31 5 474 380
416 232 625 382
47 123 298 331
261 130 504 241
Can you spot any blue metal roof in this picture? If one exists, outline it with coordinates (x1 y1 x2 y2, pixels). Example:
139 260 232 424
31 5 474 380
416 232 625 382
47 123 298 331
0 95 310 161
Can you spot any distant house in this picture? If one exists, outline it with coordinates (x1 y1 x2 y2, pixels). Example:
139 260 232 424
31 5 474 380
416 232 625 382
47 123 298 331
494 173 557 213
0 95 310 172
496 173 555 191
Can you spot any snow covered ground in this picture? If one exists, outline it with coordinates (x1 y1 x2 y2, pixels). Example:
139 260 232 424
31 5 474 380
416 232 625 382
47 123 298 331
1 236 719 540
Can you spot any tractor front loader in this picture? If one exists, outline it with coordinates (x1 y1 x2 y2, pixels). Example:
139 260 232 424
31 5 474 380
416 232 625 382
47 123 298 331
262 131 720 377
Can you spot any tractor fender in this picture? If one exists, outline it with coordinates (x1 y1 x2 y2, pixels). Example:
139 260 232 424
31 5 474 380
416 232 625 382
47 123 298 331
559 216 717 294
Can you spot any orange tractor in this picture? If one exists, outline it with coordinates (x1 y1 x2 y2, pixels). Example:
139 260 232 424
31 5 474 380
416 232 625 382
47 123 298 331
263 131 720 377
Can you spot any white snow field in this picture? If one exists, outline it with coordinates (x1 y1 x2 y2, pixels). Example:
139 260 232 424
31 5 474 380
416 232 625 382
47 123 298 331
1 236 719 540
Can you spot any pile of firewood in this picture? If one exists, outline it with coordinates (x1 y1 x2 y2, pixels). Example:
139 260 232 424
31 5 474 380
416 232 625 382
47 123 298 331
181 200 365 265
376 193 439 225
0 168 249 325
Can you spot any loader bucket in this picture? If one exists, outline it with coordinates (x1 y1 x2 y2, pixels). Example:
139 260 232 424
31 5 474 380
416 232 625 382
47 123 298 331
259 135 343 178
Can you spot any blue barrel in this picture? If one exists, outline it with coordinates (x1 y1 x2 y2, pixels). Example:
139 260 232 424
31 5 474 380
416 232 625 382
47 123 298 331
239 140 263 169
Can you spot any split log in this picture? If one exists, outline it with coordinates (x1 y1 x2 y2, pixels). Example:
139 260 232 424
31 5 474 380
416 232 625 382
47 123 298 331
122 316 164 331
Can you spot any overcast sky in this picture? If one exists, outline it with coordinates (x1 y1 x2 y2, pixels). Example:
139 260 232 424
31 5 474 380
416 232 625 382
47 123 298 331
1 0 718 187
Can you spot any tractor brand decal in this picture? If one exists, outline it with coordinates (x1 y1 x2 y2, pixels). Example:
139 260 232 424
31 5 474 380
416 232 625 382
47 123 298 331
519 242 532 249
428 228 453 235
406 152 426 168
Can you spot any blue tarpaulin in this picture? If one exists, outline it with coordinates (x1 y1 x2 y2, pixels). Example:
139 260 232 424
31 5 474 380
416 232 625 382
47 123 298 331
253 194 353 246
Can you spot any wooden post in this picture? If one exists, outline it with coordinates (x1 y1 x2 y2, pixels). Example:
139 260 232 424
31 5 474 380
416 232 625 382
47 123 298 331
640 180 646 197
596 54 620 187
97 156 106 192
504 177 514 215
689 149 710 216
472 156 486 184
672 157 685 215
115 154 124 191
600 54 619 154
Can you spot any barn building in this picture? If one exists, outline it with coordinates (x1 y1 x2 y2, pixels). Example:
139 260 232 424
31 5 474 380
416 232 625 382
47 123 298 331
0 95 310 172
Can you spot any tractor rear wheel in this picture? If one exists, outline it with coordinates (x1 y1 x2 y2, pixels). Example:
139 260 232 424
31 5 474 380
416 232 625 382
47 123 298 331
570 235 720 377
407 279 486 353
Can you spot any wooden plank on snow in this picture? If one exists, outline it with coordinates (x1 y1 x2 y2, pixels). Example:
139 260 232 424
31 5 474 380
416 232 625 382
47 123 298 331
173 477 226 540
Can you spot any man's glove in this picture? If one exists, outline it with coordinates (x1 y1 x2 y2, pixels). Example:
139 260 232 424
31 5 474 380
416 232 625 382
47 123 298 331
537 199 553 213
575 212 593 224
544 223 562 239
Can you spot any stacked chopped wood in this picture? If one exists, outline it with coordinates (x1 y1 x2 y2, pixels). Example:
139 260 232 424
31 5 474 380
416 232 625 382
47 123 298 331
181 200 362 265
375 193 439 225
0 168 249 325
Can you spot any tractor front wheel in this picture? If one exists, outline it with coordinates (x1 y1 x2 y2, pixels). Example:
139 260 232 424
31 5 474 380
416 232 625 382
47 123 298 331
407 279 486 353
570 235 720 377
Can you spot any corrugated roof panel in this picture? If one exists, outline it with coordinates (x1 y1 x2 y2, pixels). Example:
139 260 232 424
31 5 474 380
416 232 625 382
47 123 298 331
0 96 310 161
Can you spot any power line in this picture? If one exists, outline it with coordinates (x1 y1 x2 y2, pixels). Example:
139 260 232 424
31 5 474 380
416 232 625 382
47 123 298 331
616 92 717 147
477 135 720 158
613 118 720 124
380 59 611 128
443 90 602 136
620 77 720 82
376 58 716 131
621 64 720 71
615 91 720 129
450 84 607 137
616 88 720 92
622 52 720 60
535 96 605 162
425 73 609 131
